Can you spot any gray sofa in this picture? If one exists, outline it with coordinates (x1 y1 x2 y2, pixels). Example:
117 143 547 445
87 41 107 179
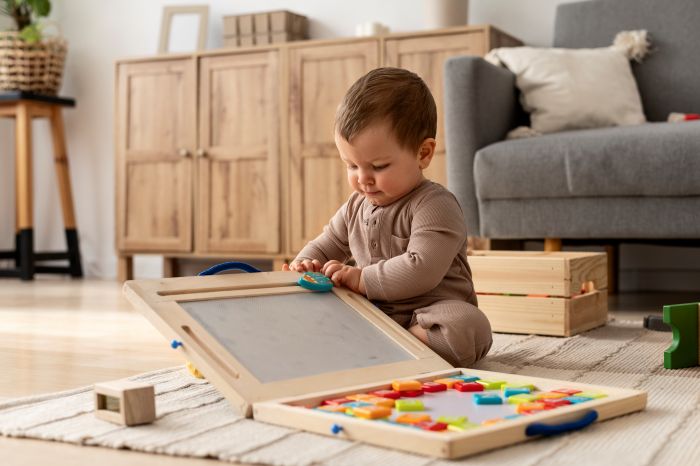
444 0 700 242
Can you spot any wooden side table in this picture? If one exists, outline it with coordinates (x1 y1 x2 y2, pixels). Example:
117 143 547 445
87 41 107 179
0 92 83 280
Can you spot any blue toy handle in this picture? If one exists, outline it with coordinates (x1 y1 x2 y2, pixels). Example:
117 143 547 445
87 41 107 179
525 410 598 437
198 261 262 276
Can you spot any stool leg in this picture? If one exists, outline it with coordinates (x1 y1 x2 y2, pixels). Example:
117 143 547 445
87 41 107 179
50 107 83 277
16 102 34 280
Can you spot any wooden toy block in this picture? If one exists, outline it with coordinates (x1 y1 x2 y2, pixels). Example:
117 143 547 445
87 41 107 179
449 375 480 383
392 380 422 391
352 405 392 419
537 392 568 400
517 402 546 414
369 390 401 399
504 382 537 391
416 421 448 431
347 393 375 401
395 413 431 425
94 380 155 426
563 396 593 404
507 394 539 404
482 418 504 426
473 393 503 405
575 392 608 399
317 404 348 413
422 382 447 392
469 251 608 336
399 389 424 397
454 382 484 392
437 416 467 426
551 388 581 395
322 397 353 406
343 401 372 411
434 378 459 388
476 380 506 390
663 302 700 369
541 399 571 408
395 399 425 411
447 422 479 432
503 387 531 398
365 397 395 408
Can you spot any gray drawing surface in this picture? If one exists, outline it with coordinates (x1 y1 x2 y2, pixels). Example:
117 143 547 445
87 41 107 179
180 292 414 383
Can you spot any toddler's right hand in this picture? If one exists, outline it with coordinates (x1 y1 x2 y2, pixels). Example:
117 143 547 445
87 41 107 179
282 259 322 272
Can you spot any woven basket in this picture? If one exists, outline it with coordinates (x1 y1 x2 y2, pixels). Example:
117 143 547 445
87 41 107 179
0 31 67 95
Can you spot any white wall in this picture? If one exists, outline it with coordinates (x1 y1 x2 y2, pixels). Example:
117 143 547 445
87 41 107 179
0 0 698 289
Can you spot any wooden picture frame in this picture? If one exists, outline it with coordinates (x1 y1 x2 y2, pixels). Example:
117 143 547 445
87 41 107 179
255 367 647 459
158 5 209 54
123 271 452 417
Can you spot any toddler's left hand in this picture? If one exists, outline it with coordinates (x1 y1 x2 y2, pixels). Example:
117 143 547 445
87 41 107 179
321 260 365 295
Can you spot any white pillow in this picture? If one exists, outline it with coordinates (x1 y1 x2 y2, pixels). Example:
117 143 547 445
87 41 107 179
485 45 647 134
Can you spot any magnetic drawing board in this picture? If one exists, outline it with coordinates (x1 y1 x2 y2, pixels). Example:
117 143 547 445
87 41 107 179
123 271 452 417
180 292 414 383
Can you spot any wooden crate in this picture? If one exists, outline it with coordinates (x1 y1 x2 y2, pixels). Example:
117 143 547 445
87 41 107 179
469 251 608 336
223 10 307 48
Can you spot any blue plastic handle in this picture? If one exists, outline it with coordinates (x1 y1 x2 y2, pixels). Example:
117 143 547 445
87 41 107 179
525 410 598 437
198 261 261 276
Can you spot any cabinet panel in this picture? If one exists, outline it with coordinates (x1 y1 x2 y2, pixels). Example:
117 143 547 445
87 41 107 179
116 59 195 252
384 32 486 187
289 41 379 252
198 52 280 253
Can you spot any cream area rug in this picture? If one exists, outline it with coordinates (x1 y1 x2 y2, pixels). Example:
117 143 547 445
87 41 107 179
1 318 699 466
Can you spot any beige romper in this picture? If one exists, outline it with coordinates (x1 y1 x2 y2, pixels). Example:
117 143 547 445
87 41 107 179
295 179 492 367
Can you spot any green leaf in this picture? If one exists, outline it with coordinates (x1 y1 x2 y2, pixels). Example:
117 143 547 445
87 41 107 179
26 0 50 17
19 23 41 42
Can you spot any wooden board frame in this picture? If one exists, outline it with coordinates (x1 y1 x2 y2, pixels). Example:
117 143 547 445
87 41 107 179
123 271 452 417
254 367 647 459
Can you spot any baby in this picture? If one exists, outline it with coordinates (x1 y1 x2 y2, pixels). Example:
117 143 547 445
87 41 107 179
283 67 492 367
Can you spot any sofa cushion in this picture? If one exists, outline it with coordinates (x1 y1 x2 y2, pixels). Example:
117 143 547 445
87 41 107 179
474 121 700 200
553 0 700 122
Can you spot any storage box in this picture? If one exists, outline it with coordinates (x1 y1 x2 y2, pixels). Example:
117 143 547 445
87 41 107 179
222 10 307 48
469 251 608 336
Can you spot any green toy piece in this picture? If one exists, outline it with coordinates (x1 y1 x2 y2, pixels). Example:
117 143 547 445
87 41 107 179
663 302 700 369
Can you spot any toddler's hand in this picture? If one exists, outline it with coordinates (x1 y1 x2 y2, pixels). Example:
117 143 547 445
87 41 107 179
282 259 321 272
322 261 365 295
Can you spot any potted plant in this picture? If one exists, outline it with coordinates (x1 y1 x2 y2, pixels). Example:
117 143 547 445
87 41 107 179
0 0 67 95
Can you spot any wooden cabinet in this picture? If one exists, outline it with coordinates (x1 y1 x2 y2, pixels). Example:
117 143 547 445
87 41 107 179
197 51 281 254
288 40 379 251
115 25 521 280
116 58 196 253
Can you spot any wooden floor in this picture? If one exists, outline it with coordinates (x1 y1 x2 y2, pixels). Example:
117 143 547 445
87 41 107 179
0 277 696 465
0 278 181 401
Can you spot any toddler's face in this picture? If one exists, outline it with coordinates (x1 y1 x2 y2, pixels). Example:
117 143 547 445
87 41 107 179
335 120 433 206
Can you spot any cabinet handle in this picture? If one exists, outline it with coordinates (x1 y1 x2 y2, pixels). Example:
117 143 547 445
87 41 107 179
178 148 190 157
196 148 207 157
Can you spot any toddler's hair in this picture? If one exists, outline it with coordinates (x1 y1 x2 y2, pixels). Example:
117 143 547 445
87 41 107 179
335 67 437 152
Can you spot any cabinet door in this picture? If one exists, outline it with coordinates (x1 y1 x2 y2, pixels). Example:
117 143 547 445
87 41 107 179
116 59 195 252
198 52 280 253
288 40 379 252
385 32 486 187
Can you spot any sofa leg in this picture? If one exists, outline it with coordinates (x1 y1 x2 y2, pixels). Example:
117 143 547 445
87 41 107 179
605 244 619 295
544 238 562 252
